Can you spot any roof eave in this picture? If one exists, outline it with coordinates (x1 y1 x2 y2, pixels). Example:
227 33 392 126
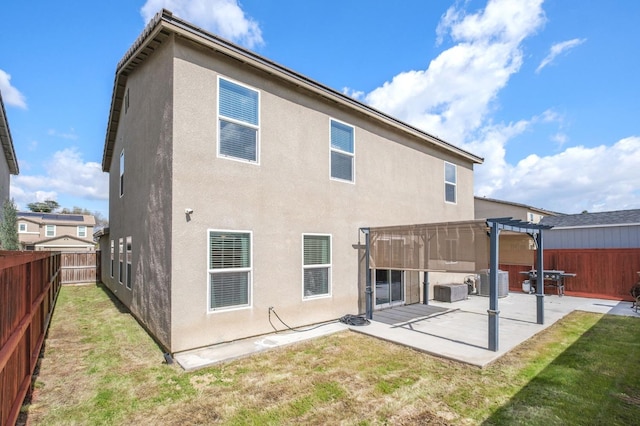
102 9 483 171
0 92 19 175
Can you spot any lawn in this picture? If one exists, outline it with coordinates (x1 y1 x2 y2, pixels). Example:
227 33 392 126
22 284 640 425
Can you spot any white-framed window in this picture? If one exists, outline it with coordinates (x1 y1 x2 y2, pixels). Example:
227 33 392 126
18 222 27 233
119 150 125 197
208 230 252 311
330 119 355 182
77 226 87 238
110 239 114 278
45 225 56 237
126 236 132 289
118 237 124 284
217 77 260 163
302 234 331 298
444 161 457 204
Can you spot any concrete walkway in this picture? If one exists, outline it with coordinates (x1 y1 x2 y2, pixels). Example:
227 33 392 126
174 293 639 371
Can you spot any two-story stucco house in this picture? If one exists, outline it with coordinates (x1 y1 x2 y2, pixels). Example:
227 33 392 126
98 10 483 355
0 92 19 206
17 212 96 251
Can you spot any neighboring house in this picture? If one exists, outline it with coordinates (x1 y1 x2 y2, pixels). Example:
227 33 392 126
17 212 96 251
474 196 560 267
474 196 559 224
0 91 19 205
540 209 640 249
98 10 483 355
540 209 640 300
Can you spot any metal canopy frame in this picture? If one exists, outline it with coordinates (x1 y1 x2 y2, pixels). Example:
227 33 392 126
486 217 553 351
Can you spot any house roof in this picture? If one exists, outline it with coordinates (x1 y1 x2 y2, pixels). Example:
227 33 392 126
474 196 562 216
540 209 640 228
0 92 19 175
31 234 95 247
102 9 484 172
17 212 96 226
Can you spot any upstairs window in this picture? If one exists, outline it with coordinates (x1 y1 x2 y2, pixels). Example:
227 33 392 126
208 230 252 310
110 239 114 278
126 236 132 289
119 238 124 284
330 119 355 182
18 222 27 233
45 225 56 237
303 234 331 298
77 226 87 238
119 150 125 197
218 78 259 163
444 162 457 204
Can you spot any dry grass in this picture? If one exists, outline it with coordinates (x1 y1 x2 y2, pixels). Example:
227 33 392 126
22 284 640 425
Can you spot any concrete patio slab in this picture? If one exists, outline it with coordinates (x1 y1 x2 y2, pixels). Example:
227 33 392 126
173 292 638 371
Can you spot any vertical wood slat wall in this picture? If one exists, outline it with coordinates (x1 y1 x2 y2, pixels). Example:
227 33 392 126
0 251 61 426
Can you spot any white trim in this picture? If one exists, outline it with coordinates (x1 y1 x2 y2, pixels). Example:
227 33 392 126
301 233 332 300
550 223 640 230
18 222 28 233
444 161 457 204
77 225 87 238
216 76 260 165
207 228 253 313
329 118 356 184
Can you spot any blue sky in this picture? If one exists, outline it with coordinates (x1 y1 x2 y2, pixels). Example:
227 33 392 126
2 0 639 217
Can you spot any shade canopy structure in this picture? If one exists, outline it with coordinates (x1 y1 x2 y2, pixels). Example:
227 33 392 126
362 218 553 352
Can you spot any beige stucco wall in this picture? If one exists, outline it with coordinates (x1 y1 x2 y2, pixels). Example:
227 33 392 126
475 198 546 223
101 35 175 351
166 38 477 352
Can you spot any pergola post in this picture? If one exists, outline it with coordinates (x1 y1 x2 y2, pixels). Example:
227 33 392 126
536 231 545 324
363 228 373 320
488 221 500 352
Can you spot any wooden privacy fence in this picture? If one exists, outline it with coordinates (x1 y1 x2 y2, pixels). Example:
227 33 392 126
61 251 99 284
543 248 640 300
0 251 61 426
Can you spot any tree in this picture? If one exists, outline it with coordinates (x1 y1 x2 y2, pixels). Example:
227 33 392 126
0 199 19 250
27 200 60 213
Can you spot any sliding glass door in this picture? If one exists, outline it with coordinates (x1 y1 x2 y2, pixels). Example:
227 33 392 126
375 269 404 308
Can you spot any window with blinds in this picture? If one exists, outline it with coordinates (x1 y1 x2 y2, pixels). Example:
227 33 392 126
303 234 331 298
218 78 259 163
208 230 251 310
330 119 354 182
445 161 457 203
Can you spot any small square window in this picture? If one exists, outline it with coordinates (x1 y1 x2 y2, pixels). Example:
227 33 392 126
45 225 55 237
18 222 27 233
77 226 87 238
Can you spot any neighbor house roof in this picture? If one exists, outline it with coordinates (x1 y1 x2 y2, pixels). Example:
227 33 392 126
102 9 484 172
540 209 640 229
474 196 561 216
0 92 19 175
32 234 96 247
17 212 96 226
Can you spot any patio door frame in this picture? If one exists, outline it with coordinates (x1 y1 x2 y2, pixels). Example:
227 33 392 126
374 269 405 309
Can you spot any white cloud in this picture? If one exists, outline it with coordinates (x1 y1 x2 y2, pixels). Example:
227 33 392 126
498 137 640 213
141 0 263 49
11 148 109 211
536 38 586 73
0 69 27 109
48 128 79 140
353 0 640 213
365 0 545 145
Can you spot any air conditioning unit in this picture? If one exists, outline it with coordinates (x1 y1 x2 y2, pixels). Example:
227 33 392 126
477 269 509 298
